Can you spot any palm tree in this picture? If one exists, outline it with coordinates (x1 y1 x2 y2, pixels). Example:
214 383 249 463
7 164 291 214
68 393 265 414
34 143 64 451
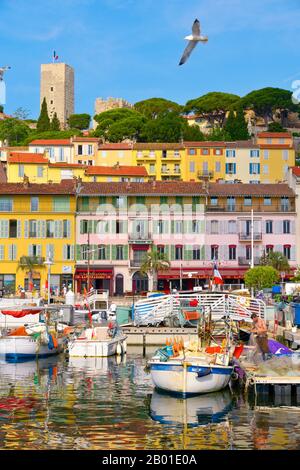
140 249 170 292
17 256 44 292
260 251 290 272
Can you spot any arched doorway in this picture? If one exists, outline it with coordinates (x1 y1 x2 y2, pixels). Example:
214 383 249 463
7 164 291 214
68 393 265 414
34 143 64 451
132 271 149 293
115 274 124 296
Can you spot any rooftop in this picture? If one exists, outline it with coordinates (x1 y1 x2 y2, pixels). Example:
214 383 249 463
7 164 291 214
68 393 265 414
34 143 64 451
0 180 76 195
29 139 71 146
85 165 148 176
8 153 48 164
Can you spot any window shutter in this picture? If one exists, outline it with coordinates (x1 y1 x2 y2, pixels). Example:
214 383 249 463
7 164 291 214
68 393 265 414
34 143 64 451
17 220 21 238
70 245 74 260
111 245 117 260
54 221 59 238
205 220 211 234
88 220 93 234
8 244 12 261
76 245 81 261
28 244 33 256
205 245 210 261
24 220 29 238
37 220 42 238
111 220 116 235
41 220 46 238
123 245 128 260
3 220 8 238
63 245 67 261
105 245 111 260
171 245 175 260
291 246 296 261
184 245 192 261
163 221 169 234
0 245 4 260
291 221 296 234
164 245 169 258
171 220 175 234
80 220 84 234
200 245 205 260
36 244 42 257
66 220 71 238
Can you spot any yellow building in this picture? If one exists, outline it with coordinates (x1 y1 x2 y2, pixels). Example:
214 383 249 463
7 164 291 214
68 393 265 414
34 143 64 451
96 143 133 166
132 143 185 181
0 180 76 295
184 141 225 182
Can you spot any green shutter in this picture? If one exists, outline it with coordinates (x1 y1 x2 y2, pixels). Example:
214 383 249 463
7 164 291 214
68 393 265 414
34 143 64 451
192 196 200 211
99 196 106 205
123 245 128 260
88 220 93 234
112 245 117 260
184 245 192 261
171 245 175 261
171 220 175 234
81 197 89 211
76 245 81 261
160 196 168 204
105 245 110 260
201 245 205 260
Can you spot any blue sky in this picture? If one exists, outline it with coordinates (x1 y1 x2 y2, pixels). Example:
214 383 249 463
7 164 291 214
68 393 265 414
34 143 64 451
1 0 300 119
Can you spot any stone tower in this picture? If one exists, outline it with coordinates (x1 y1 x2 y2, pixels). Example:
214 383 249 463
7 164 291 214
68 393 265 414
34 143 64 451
40 63 74 128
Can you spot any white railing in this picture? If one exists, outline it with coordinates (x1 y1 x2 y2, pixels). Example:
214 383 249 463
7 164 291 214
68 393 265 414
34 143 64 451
133 292 265 326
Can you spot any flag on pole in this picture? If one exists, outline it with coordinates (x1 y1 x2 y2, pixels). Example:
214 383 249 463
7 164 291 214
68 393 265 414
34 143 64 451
213 260 224 285
53 50 59 62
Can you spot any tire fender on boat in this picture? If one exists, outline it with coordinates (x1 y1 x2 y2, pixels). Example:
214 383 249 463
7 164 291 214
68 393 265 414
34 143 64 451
116 342 122 356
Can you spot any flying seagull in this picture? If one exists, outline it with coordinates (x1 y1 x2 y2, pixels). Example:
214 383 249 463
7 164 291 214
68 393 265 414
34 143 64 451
179 19 208 66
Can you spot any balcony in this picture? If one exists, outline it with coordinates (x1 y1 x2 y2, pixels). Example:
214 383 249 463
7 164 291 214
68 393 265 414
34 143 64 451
205 203 295 213
239 232 262 241
206 205 225 212
136 153 156 160
128 233 153 244
238 257 260 266
161 153 182 161
197 171 214 179
129 259 143 268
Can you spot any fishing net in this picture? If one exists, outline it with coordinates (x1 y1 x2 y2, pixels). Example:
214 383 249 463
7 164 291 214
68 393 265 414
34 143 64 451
256 355 300 377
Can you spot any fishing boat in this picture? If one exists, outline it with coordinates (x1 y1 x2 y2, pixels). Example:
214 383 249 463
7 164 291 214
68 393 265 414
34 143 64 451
0 306 68 362
67 323 127 357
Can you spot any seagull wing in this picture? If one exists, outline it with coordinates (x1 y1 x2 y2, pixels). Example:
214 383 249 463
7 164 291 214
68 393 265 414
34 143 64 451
179 40 197 65
192 19 200 36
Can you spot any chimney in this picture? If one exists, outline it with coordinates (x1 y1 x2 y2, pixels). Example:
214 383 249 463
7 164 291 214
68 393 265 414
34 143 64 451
114 161 120 169
23 175 30 188
152 179 156 189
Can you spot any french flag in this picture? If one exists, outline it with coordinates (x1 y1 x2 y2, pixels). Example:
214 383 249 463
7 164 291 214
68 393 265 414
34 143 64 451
53 50 59 61
213 261 224 285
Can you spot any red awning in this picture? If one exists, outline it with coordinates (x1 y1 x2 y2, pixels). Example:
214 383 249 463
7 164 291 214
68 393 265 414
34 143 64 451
75 268 113 280
132 244 149 250
158 267 248 280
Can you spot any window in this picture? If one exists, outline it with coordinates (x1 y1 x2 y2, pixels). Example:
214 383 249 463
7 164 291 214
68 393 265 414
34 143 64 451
189 161 195 172
161 164 168 173
157 220 163 234
88 145 93 155
227 197 236 211
266 220 273 234
98 244 106 260
246 245 252 260
46 220 54 238
229 245 236 260
279 138 285 144
18 164 24 177
175 245 183 260
157 245 165 255
174 164 180 174
30 244 39 257
160 196 168 205
64 245 72 260
267 138 272 144
82 220 89 234
63 220 69 238
283 220 290 234
215 161 221 172
225 163 236 174
162 150 167 158
58 147 64 161
192 220 199 233
226 149 236 157
264 197 271 206
81 245 89 260
266 245 273 254
29 220 37 238
149 164 155 173
189 148 196 155
116 245 124 260
31 197 39 212
211 245 218 260
263 165 269 175
215 149 222 155
174 150 180 157
228 220 236 234
9 220 17 238
116 220 125 234
202 148 209 155
37 166 43 178
210 197 218 206
244 196 252 206
174 220 183 234
249 163 260 174
88 160 93 166
81 197 89 211
50 86 54 91
211 220 218 234
78 145 83 155
250 150 260 157
284 245 291 260
0 197 13 212
115 196 126 209
53 196 70 212
281 197 290 211
149 150 155 157
282 150 288 161
264 150 269 160
193 245 201 260
175 196 183 206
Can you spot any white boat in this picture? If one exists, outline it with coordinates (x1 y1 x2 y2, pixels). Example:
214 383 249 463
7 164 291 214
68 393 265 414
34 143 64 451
68 325 127 357
148 356 233 396
150 389 233 426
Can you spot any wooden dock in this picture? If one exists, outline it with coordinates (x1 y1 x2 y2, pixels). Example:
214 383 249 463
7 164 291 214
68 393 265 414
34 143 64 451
120 326 198 346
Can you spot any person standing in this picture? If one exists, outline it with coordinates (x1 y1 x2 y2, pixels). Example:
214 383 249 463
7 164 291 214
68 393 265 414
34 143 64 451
251 313 270 360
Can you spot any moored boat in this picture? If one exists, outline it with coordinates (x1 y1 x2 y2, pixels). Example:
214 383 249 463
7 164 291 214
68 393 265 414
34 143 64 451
68 324 127 357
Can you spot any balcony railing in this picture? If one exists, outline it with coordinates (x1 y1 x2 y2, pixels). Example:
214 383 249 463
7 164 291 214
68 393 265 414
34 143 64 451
238 256 260 266
130 259 143 267
206 203 295 213
128 233 152 243
197 171 214 179
239 232 262 241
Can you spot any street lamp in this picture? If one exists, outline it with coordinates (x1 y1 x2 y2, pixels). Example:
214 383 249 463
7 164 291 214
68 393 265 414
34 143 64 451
44 253 54 305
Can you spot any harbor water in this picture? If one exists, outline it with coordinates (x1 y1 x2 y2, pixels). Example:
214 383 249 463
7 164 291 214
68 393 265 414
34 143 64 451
0 347 300 450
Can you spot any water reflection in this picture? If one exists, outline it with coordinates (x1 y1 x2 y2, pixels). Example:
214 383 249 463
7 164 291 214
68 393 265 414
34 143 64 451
0 349 299 449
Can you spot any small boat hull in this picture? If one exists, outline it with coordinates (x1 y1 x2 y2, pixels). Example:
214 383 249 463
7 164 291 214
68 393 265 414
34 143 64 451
0 336 64 362
149 360 233 396
68 335 127 357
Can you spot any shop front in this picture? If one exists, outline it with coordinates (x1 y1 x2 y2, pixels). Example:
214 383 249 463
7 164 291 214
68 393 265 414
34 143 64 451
75 266 114 295
158 267 250 292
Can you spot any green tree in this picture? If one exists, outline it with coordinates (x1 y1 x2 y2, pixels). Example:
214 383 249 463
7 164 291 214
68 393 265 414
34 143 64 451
185 92 241 127
244 266 279 292
107 117 145 142
94 108 145 140
267 121 287 132
37 97 50 132
0 118 31 145
140 249 170 292
140 113 183 142
134 98 182 120
182 124 205 141
13 107 30 120
224 108 249 140
68 113 91 130
50 112 60 131
241 87 299 126
0 105 3 113
207 126 231 141
260 251 290 272
17 256 44 293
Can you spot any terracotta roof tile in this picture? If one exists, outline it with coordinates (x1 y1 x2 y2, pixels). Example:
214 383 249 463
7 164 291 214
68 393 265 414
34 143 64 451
72 137 100 142
0 180 76 195
184 141 225 148
8 153 48 164
79 181 208 195
99 143 133 150
208 183 294 197
49 163 86 168
29 139 71 146
133 143 184 150
85 165 148 176
257 132 292 138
